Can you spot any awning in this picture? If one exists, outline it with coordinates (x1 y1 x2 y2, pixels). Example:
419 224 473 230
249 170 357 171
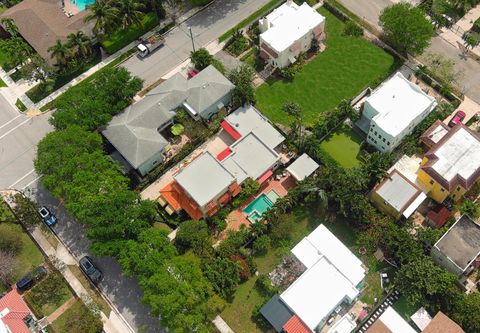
217 147 232 161
258 170 273 184
220 120 242 140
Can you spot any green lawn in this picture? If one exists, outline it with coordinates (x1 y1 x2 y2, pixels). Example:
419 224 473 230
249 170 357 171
320 125 363 168
50 299 103 333
24 272 73 317
0 223 44 292
15 99 27 112
256 8 398 127
221 206 376 333
393 296 418 321
0 78 6 87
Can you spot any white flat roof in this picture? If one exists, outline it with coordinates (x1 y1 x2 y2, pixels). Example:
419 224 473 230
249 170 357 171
378 307 417 333
327 314 357 333
402 192 427 218
431 127 480 183
376 171 419 212
280 257 360 331
260 2 325 53
174 152 235 207
410 307 432 331
224 132 279 181
225 105 285 149
367 72 437 137
287 153 319 181
291 224 365 286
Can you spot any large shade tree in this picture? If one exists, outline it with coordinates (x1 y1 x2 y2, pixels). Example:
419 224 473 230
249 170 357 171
379 3 434 55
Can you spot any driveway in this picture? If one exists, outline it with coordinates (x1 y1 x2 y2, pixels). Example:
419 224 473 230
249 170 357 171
122 0 273 86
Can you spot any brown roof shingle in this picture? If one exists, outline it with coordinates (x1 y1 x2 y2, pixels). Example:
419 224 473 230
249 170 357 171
422 312 465 333
1 0 93 64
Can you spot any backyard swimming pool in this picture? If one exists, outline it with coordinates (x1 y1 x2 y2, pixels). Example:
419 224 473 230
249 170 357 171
72 0 95 11
243 190 280 223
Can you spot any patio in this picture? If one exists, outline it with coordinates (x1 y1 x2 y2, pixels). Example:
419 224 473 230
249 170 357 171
224 173 296 234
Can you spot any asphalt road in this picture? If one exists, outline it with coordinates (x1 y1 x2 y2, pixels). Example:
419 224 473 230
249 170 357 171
122 0 273 86
0 93 53 190
337 0 480 104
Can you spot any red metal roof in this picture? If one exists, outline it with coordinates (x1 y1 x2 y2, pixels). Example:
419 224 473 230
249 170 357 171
427 206 452 227
221 120 242 141
283 315 311 333
0 289 31 333
258 170 273 184
217 147 232 161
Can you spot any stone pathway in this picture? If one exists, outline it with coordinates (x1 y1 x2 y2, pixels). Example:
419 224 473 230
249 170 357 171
46 296 76 323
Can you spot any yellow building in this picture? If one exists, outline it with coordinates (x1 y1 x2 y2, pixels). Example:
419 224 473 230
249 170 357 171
418 122 480 203
370 169 426 220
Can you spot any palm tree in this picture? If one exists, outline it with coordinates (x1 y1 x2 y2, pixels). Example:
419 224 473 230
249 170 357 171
117 0 145 29
67 31 92 58
84 0 119 34
48 40 72 68
451 0 479 12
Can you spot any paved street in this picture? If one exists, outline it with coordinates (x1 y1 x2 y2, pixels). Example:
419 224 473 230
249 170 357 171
337 0 480 104
0 93 53 190
123 0 273 86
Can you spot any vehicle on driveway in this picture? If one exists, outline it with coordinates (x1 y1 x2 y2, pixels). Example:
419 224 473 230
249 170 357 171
448 110 466 127
38 206 57 226
79 256 102 285
16 275 33 292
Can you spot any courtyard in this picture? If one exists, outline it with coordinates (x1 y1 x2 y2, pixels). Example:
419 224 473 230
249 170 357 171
255 8 399 127
320 125 364 168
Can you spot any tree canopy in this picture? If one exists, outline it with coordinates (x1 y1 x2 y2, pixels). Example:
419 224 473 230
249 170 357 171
379 3 434 55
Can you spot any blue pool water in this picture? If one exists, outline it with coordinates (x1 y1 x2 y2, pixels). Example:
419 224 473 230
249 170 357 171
243 190 280 223
71 0 95 11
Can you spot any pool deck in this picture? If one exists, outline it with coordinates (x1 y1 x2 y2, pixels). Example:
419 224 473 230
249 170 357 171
224 174 296 236
64 0 81 15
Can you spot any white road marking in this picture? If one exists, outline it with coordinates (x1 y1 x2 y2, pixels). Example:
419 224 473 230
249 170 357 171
0 117 31 140
21 175 42 190
0 114 21 130
8 169 35 188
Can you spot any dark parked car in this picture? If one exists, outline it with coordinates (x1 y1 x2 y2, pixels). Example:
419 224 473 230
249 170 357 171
79 256 102 284
16 275 33 292
448 110 466 127
38 206 57 226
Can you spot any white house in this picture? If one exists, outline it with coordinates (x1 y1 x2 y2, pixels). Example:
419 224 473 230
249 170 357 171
260 224 366 333
258 1 325 68
360 72 437 152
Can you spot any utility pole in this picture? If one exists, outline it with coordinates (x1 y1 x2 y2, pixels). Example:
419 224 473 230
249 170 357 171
188 26 196 53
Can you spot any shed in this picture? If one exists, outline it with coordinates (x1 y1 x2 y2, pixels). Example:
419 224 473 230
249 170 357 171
287 154 319 181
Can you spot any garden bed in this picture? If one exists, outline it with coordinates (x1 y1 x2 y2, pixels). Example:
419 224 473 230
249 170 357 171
255 7 399 127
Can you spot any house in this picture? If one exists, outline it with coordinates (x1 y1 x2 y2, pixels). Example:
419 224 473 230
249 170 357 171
365 306 417 333
258 0 325 68
159 105 285 219
370 169 427 220
102 65 235 176
417 123 480 203
421 311 465 333
0 289 36 333
359 72 437 152
0 0 94 64
261 224 366 333
425 205 452 228
431 215 480 277
286 153 319 182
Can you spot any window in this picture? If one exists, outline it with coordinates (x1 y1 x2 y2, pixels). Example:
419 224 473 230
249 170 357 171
374 131 377 135
382 138 386 143
387 142 390 146
378 134 382 139
429 180 435 185
457 186 461 192
452 194 456 199
440 188 445 192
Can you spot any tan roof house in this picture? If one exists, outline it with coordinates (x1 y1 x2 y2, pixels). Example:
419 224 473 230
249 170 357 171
0 0 94 64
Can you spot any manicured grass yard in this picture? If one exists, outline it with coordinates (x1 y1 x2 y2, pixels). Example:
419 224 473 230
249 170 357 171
320 125 363 168
221 206 384 333
256 8 398 127
0 223 44 282
393 295 418 321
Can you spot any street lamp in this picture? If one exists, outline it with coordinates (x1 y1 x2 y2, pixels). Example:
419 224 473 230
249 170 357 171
188 26 196 53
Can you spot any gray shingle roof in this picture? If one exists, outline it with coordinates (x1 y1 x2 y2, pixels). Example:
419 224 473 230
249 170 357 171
103 66 234 170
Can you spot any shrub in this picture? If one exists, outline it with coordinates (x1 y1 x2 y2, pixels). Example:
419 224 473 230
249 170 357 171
255 274 278 297
343 21 363 37
226 33 250 56
191 48 214 70
253 235 271 256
